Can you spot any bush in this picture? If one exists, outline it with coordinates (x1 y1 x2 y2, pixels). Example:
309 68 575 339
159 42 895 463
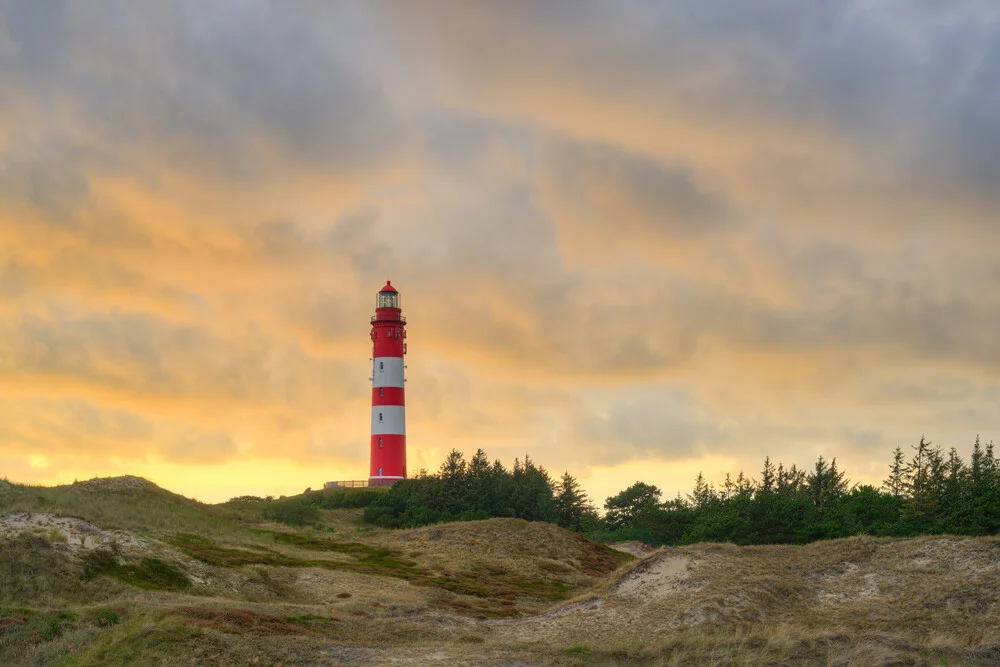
262 497 319 526
93 607 122 627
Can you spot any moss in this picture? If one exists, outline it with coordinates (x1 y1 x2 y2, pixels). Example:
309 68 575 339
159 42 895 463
81 550 191 591
170 534 300 567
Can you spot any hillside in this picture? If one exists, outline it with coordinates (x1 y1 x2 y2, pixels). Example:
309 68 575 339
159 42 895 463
2 477 1000 665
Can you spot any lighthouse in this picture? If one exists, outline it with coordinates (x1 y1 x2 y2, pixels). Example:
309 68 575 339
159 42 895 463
370 280 407 484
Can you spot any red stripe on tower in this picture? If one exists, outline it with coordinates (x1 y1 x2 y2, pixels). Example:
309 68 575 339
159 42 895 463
369 280 407 482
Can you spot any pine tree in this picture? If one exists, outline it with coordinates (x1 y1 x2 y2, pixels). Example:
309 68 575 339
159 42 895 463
785 464 807 496
735 470 754 498
827 458 850 498
721 473 735 501
689 472 714 508
905 436 936 519
941 447 967 521
553 472 597 531
807 456 830 509
883 446 907 499
468 448 490 477
759 457 776 494
970 435 986 486
438 449 469 514
439 449 467 478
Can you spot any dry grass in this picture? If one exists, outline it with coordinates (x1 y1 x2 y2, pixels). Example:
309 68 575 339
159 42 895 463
6 476 1000 665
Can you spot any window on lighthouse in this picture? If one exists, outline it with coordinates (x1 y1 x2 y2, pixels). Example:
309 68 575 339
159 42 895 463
378 292 399 309
379 388 383 397
378 438 383 448
379 412 383 422
378 467 383 476
379 361 384 371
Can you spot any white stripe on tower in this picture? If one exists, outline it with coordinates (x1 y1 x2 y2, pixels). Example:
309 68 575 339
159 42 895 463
371 406 406 435
372 357 404 387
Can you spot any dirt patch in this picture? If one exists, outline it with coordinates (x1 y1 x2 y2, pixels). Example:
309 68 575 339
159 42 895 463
606 541 656 558
813 561 882 604
0 512 146 551
611 551 692 598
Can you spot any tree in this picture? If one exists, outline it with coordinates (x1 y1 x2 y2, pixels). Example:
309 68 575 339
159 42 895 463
883 446 907 499
758 457 777 495
807 456 849 510
553 472 598 531
437 449 469 515
688 472 715 508
511 455 557 522
777 463 807 496
604 482 662 530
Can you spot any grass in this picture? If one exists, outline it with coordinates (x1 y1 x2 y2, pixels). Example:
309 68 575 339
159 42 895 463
81 549 191 592
170 529 596 616
0 477 255 544
0 534 115 606
551 628 1000 666
8 475 1000 665
169 534 302 567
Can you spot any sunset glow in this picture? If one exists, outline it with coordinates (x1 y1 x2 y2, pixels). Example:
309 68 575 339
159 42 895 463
2 2 999 502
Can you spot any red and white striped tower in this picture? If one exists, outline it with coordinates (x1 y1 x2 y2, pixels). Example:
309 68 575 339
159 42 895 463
369 280 406 483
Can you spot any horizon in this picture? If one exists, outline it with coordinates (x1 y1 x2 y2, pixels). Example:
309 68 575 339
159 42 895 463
2 3 999 505
4 436 992 507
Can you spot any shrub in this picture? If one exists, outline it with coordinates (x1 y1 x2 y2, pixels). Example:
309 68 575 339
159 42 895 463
93 608 122 627
262 497 319 526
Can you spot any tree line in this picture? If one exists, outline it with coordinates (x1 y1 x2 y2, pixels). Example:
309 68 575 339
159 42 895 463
363 435 1000 545
598 435 1000 545
363 449 597 530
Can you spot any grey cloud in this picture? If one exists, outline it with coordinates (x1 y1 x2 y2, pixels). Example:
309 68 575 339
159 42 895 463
375 1 1000 228
572 391 725 466
2 1 403 177
0 310 358 411
538 137 732 251
0 150 92 228
0 397 154 454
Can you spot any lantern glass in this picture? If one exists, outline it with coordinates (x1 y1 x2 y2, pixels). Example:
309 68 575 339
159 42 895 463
377 291 399 309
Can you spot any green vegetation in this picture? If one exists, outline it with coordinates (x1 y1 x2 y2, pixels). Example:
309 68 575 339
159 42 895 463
360 436 1000 550
364 449 598 530
170 534 301 568
91 608 122 628
223 487 386 527
594 435 1000 546
81 549 191 592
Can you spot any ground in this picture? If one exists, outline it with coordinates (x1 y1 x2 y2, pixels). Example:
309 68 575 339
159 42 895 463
2 476 1000 665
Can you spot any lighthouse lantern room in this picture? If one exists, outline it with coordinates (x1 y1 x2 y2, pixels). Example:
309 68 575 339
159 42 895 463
370 280 406 483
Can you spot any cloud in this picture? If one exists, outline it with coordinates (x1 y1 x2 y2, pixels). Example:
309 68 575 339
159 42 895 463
1 1 999 502
537 138 733 260
1 1 405 177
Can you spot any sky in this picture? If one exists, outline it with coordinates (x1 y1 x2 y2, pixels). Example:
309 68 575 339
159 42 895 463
2 1 999 504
